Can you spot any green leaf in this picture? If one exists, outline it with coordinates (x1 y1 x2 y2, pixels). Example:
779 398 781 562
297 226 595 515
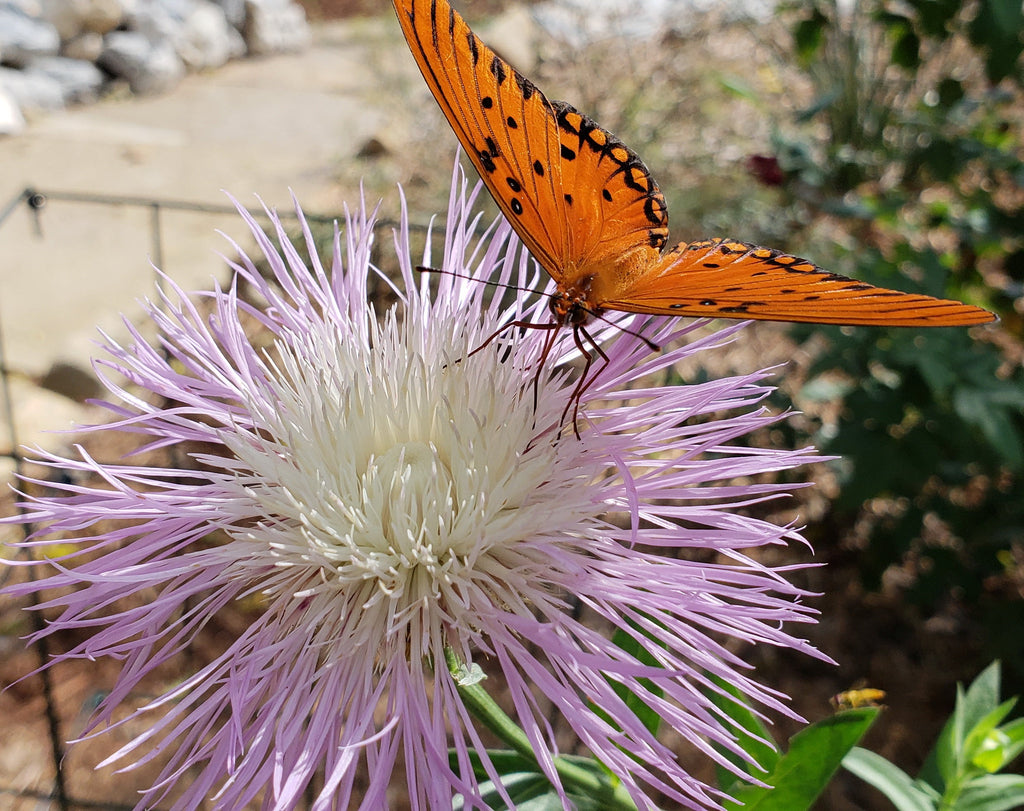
968 0 1024 82
909 0 959 38
921 662 1003 789
963 698 1018 772
723 710 879 810
988 718 1024 769
799 375 855 402
953 387 1024 468
706 673 779 786
842 747 938 811
794 9 827 63
955 774 1024 811
717 74 758 102
450 752 633 811
608 625 664 739
455 772 606 811
892 28 921 69
962 663 1004 731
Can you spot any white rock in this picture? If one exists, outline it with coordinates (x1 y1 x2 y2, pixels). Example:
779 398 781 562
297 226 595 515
99 29 185 94
533 0 777 46
81 0 123 33
0 3 61 67
4 0 42 17
243 0 310 56
176 2 236 69
0 86 27 135
38 0 122 40
127 0 179 42
208 0 242 28
0 65 65 109
61 30 104 60
38 0 86 40
25 55 105 103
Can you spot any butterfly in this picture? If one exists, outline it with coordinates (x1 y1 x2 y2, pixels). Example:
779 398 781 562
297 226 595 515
392 0 994 427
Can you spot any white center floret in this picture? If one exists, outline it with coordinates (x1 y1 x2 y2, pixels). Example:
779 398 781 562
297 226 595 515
215 298 593 659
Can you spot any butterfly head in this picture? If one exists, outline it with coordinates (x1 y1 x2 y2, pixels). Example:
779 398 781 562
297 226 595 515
549 276 602 328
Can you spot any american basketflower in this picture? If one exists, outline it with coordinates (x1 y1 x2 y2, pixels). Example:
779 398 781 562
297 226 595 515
5 163 825 810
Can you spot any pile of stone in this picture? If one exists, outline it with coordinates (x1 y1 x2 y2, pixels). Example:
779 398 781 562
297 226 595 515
0 0 311 133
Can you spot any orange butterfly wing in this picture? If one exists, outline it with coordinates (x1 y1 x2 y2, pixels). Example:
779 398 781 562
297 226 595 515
602 239 996 326
394 0 995 329
392 0 668 291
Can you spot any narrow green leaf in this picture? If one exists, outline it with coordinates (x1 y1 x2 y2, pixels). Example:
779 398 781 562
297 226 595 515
988 718 1024 769
449 747 535 780
961 664 1004 733
608 625 663 738
955 774 1024 811
717 74 758 102
707 673 779 782
923 663 1003 789
842 747 938 811
455 772 606 811
722 710 879 810
963 699 1018 771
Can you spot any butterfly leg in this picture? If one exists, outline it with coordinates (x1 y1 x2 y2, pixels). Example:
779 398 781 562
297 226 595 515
559 324 610 440
467 319 558 361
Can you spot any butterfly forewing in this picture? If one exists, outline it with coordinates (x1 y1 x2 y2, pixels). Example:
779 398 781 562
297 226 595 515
393 0 669 288
603 239 996 326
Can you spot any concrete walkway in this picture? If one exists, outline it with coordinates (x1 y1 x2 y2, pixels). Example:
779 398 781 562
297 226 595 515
0 17 414 475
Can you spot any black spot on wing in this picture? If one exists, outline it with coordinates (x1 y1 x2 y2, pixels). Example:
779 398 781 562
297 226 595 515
490 55 506 85
477 138 500 174
507 116 518 129
560 145 576 161
510 198 523 215
481 96 493 109
533 160 544 177
506 177 521 193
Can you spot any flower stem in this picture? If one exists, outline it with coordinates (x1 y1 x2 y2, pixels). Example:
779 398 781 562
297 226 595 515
445 647 638 810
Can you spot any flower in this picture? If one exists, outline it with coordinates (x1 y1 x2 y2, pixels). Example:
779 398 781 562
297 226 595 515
6 162 824 810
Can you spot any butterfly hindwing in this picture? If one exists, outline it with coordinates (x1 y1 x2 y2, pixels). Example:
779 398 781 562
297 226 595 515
604 239 992 326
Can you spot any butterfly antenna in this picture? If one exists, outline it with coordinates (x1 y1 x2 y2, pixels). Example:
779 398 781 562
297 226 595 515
584 307 659 352
416 265 552 300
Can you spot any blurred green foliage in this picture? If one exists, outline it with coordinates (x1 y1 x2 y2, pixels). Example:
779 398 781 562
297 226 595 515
767 0 1024 648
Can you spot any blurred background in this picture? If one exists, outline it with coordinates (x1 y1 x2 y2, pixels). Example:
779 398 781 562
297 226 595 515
0 0 1021 807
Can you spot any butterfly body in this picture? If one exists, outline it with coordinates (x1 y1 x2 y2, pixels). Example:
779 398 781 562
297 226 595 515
394 0 994 338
